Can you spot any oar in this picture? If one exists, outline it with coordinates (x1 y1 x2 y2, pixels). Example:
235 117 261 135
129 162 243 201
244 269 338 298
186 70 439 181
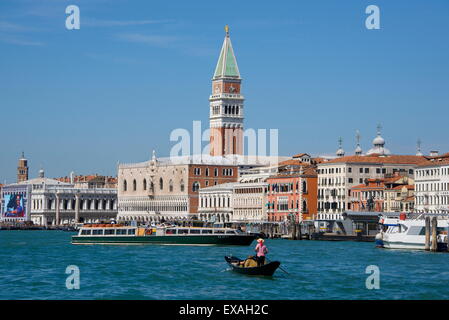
266 257 290 275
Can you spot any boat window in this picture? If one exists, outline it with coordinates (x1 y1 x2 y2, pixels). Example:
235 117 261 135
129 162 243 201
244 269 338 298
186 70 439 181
166 229 176 235
214 230 225 234
178 229 189 234
81 229 91 235
92 229 104 235
116 229 127 235
398 224 408 233
104 229 115 235
201 229 213 234
407 226 424 235
127 229 135 235
189 229 201 234
226 231 236 235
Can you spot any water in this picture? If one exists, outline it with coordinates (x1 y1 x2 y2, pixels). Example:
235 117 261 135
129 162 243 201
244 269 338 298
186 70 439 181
0 231 448 300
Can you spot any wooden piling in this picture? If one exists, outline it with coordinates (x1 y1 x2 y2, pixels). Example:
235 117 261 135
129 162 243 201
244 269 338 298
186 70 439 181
425 216 431 251
447 226 449 252
431 216 438 252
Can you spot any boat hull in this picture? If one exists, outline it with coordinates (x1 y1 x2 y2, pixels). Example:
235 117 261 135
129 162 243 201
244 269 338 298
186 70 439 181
72 234 256 246
225 256 280 276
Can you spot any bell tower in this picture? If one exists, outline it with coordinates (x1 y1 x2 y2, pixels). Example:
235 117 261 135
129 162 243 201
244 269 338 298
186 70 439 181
17 152 29 183
209 25 244 156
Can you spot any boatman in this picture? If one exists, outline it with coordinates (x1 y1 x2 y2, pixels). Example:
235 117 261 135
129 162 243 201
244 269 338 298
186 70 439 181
254 238 268 266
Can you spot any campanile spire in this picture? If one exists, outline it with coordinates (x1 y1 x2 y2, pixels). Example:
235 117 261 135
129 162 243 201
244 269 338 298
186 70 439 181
209 26 244 156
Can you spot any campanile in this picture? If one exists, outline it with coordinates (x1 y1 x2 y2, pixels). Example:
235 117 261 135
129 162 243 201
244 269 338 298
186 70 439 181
209 25 244 156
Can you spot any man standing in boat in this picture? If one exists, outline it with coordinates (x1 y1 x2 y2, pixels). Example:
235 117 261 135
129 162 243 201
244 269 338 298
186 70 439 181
255 238 268 266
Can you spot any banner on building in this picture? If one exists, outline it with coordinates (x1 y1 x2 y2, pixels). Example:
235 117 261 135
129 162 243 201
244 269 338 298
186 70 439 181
3 194 26 218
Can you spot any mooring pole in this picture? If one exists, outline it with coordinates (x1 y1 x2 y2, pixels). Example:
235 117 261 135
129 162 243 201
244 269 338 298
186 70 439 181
431 216 438 252
425 216 431 251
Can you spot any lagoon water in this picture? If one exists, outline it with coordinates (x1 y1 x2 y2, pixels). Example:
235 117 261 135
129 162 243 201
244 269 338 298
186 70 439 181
1 230 448 300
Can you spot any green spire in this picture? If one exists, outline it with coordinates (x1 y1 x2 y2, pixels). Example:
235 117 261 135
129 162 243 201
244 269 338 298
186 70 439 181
213 25 240 79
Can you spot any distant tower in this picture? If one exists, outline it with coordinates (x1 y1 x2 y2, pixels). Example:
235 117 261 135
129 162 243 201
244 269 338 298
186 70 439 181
416 139 423 156
17 152 29 183
354 130 363 156
336 137 345 157
209 25 244 156
38 167 45 178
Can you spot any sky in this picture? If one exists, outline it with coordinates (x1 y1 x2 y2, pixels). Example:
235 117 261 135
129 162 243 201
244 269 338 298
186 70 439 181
1 0 448 183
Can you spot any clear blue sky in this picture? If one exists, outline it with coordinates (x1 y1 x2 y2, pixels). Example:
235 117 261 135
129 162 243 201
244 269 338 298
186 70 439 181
1 0 448 183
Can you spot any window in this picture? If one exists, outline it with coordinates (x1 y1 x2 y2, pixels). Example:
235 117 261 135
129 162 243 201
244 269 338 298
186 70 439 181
133 179 137 191
214 168 218 176
365 168 369 174
205 168 209 176
123 180 127 191
194 168 201 175
81 229 91 235
376 168 381 174
159 178 163 190
92 229 103 235
143 179 147 190
348 178 353 183
169 180 173 192
127 229 135 235
178 229 189 234
348 167 352 173
359 168 363 173
201 229 213 234
180 180 185 192
105 229 115 235
189 229 201 234
192 181 200 192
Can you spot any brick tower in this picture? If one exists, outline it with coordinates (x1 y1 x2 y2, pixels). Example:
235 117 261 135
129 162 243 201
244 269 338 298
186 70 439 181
209 25 244 156
17 152 29 183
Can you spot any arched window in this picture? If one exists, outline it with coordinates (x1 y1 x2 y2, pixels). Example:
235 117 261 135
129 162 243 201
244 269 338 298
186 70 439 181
192 181 200 192
169 180 173 192
236 106 239 114
303 200 307 212
123 180 127 191
159 178 163 190
133 179 137 191
143 179 147 191
302 181 307 193
180 180 185 192
150 181 154 191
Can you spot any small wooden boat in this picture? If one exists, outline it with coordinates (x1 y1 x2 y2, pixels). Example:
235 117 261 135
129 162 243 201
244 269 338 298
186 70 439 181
224 256 280 276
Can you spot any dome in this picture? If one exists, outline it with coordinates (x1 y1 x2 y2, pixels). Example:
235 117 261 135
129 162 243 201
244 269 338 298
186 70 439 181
355 145 363 155
373 135 385 146
336 148 345 157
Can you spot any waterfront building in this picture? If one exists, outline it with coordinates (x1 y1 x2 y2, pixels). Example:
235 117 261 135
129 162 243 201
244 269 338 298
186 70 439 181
415 152 449 213
349 174 414 213
209 25 244 157
232 181 268 222
1 168 117 225
117 152 239 223
198 182 238 223
317 129 428 220
266 159 318 222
